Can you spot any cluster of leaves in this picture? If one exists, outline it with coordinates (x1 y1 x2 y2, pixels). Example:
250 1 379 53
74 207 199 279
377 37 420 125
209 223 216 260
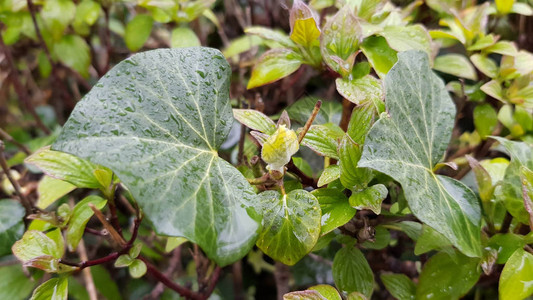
1 0 533 299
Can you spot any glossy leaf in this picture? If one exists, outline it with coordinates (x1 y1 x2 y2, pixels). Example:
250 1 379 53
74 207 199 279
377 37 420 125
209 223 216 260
31 277 68 300
360 36 397 78
321 5 362 76
125 15 153 52
380 25 432 56
309 285 342 300
347 104 375 145
256 190 321 265
66 195 107 251
488 233 526 264
52 48 261 266
332 246 374 297
36 176 76 209
233 109 276 134
359 51 482 257
301 124 344 159
380 273 416 300
496 0 514 14
247 49 303 89
416 251 481 300
0 199 25 257
0 265 36 300
335 75 383 106
414 225 452 255
473 103 497 139
25 146 107 189
289 0 320 47
433 54 478 80
129 259 147 278
349 184 387 214
318 165 340 187
339 135 373 190
312 188 356 235
499 248 533 300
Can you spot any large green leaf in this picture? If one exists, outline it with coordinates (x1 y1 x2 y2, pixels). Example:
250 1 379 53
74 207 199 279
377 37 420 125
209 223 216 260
256 190 321 265
0 265 36 300
416 251 481 300
52 48 261 266
0 199 25 257
499 248 533 300
358 51 482 257
332 246 374 298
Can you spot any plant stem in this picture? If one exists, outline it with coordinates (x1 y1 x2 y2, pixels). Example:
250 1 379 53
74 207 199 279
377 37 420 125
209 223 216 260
298 100 322 144
339 98 354 131
0 141 33 215
0 128 31 155
89 203 127 247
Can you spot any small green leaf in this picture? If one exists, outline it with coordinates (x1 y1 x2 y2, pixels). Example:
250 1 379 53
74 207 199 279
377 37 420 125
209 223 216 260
481 80 504 102
114 254 134 268
256 190 321 265
332 246 374 297
53 35 91 77
12 229 68 272
30 277 68 300
248 49 303 89
0 200 25 257
473 103 498 139
41 0 75 40
223 35 263 59
466 156 493 202
359 51 482 257
128 259 147 278
312 188 356 235
380 25 432 56
339 135 373 190
301 124 344 159
129 243 143 258
380 273 416 300
416 251 481 300
499 248 533 300
245 27 295 48
470 54 498 78
496 0 514 14
93 168 113 190
125 15 153 52
318 165 341 187
25 146 107 189
309 285 342 300
36 176 76 209
414 225 452 255
488 233 526 264
360 36 398 78
433 54 477 80
361 226 390 249
171 27 200 48
320 5 362 76
233 109 277 134
349 184 388 214
165 237 188 253
335 76 383 106
347 104 375 144
66 195 107 251
289 0 321 47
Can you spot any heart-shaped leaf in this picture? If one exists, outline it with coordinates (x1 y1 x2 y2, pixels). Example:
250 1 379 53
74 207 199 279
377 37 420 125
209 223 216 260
359 50 482 257
256 189 321 265
52 48 261 266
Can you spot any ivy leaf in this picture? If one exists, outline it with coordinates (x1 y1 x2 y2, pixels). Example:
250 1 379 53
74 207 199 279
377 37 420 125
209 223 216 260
359 50 482 257
499 248 533 300
416 251 481 299
320 5 362 76
30 277 68 300
52 48 261 266
25 146 109 189
247 49 303 89
256 190 321 265
380 273 416 300
312 188 356 235
332 246 374 298
0 200 25 257
66 195 107 251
